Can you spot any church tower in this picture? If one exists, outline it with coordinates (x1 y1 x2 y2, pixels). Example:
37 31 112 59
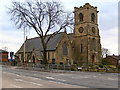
73 3 101 65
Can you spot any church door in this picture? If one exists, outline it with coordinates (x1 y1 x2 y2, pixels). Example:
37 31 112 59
92 55 95 64
33 56 35 63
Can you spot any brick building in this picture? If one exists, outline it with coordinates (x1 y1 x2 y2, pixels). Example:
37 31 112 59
16 3 101 65
106 55 120 67
0 49 9 62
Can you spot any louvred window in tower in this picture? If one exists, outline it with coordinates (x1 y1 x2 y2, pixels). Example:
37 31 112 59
79 13 83 22
91 13 95 22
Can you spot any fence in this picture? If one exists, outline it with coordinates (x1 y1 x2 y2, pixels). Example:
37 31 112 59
1 62 119 73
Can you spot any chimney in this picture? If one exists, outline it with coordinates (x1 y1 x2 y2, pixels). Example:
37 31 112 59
26 36 28 40
106 54 108 57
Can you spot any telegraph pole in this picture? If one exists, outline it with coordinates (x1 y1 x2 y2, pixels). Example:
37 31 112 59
24 22 26 68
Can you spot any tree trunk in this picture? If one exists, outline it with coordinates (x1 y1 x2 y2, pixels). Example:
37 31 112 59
43 48 48 65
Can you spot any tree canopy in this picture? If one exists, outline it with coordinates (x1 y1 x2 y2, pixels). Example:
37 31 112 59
8 0 74 64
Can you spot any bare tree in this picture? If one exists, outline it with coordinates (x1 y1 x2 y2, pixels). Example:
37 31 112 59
8 0 74 65
102 47 110 58
2 46 8 51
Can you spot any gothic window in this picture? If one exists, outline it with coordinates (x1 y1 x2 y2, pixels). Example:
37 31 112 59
92 38 95 50
91 13 95 22
33 55 35 63
21 54 24 63
80 44 83 53
79 27 84 33
21 54 23 60
62 42 68 56
79 13 83 22
92 27 95 33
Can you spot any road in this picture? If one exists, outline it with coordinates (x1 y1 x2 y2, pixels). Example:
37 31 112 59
2 66 118 88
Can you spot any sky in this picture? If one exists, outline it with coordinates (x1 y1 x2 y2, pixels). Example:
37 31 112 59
0 0 119 56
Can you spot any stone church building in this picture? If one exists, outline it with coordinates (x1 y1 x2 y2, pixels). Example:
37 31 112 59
16 3 101 65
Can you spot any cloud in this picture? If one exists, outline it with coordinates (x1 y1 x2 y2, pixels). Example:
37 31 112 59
0 0 118 55
100 27 118 55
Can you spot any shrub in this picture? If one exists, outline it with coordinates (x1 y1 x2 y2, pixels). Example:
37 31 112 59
99 64 103 68
118 65 120 69
109 65 116 69
89 64 93 68
71 65 77 71
101 58 109 65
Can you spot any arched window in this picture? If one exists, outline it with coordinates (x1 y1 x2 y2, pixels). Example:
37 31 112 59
81 44 83 53
21 54 24 63
91 13 95 22
33 55 35 63
92 27 95 33
92 38 95 50
79 13 83 22
62 42 68 56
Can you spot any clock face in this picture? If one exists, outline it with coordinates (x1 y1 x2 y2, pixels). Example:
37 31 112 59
79 27 84 33
92 27 95 33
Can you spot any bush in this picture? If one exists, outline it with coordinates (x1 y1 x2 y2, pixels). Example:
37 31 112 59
88 64 93 67
109 65 116 69
101 58 109 65
118 65 120 69
71 65 77 71
99 64 103 68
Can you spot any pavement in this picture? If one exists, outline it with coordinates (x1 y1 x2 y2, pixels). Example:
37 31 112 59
1 65 119 88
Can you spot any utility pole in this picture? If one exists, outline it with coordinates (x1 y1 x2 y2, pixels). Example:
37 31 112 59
24 22 26 68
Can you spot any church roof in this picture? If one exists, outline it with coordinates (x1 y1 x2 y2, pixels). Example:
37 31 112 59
17 32 73 53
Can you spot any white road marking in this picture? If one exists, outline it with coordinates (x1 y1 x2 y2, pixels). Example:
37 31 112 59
107 78 116 80
57 79 66 82
27 77 42 80
46 77 55 80
59 74 65 75
10 84 22 88
3 71 42 80
93 76 97 78
14 79 43 86
16 75 20 77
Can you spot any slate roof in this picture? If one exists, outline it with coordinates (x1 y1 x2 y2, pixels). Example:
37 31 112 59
112 56 120 60
17 32 73 53
0 49 8 53
107 55 120 60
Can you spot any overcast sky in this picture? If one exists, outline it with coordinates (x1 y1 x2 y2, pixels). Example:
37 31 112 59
0 0 119 56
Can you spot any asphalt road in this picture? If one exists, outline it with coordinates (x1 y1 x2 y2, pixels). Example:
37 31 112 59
2 66 119 88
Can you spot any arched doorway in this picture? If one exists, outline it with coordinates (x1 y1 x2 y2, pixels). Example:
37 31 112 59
33 55 35 63
92 55 95 64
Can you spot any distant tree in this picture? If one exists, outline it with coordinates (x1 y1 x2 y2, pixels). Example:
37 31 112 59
101 58 109 65
102 47 110 58
2 46 8 51
8 0 74 65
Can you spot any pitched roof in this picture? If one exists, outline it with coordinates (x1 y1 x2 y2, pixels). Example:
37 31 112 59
17 32 73 53
112 56 120 60
0 49 8 53
107 55 120 60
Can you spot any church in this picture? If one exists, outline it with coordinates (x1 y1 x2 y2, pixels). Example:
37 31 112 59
16 3 101 66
